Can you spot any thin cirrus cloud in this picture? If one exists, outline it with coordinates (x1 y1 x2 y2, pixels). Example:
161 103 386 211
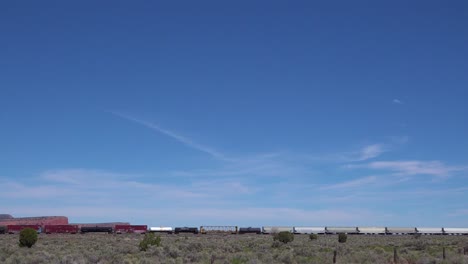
109 111 320 180
110 111 395 166
40 169 131 185
109 111 229 161
337 143 387 162
5 169 394 225
392 99 403 104
1 169 255 201
1 205 393 226
355 144 387 161
168 152 313 180
448 209 468 217
320 176 378 190
348 160 465 178
308 143 389 163
110 111 392 167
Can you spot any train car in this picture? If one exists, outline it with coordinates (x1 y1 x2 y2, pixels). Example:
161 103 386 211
80 226 113 234
442 228 468 235
357 227 386 235
44 225 79 234
325 227 359 234
114 225 147 234
238 227 262 234
7 225 42 234
0 226 6 234
149 227 173 234
262 226 294 234
385 227 416 235
293 227 326 234
174 227 198 234
200 226 238 234
416 227 443 235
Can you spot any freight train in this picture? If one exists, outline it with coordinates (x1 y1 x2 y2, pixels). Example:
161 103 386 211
1 224 468 235
0 225 146 234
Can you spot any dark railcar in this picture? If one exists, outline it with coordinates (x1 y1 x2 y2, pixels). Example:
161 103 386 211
44 225 79 234
80 226 113 234
7 225 42 234
115 225 147 234
238 227 262 234
174 227 199 234
0 226 6 234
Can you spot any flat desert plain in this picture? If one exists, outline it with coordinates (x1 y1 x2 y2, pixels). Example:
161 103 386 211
1 233 468 263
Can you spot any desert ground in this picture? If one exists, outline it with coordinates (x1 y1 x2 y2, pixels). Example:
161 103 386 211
1 233 468 264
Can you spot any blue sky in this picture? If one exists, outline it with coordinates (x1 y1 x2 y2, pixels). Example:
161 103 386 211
1 0 468 227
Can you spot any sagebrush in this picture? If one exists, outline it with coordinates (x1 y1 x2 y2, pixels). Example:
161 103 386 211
273 231 294 244
139 233 161 251
19 228 38 248
338 233 347 243
0 233 467 263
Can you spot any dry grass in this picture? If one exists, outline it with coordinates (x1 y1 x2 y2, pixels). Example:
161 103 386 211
1 233 468 263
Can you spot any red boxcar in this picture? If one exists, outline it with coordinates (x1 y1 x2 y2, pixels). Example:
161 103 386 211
7 225 42 234
115 225 147 234
44 225 79 234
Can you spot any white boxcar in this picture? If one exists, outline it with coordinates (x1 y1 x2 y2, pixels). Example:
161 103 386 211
443 228 468 235
385 227 416 234
200 226 238 234
325 227 358 234
149 227 173 233
262 226 293 234
416 227 443 234
357 227 386 234
293 227 326 234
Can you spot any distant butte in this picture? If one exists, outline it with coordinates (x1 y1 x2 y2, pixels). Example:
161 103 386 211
0 214 68 225
0 214 129 228
0 214 14 220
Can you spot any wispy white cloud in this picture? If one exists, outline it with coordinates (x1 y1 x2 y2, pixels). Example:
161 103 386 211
320 176 378 190
448 209 468 217
4 167 468 226
348 160 465 178
315 143 388 162
0 180 82 198
356 144 386 161
2 205 392 226
109 111 228 160
192 179 257 194
167 151 316 180
392 99 403 104
1 169 258 202
41 169 131 185
109 111 393 167
6 169 384 225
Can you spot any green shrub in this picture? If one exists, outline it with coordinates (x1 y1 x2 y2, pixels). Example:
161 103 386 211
19 228 38 248
309 234 318 240
338 233 347 243
231 256 248 264
273 231 294 244
139 233 161 251
271 240 282 248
